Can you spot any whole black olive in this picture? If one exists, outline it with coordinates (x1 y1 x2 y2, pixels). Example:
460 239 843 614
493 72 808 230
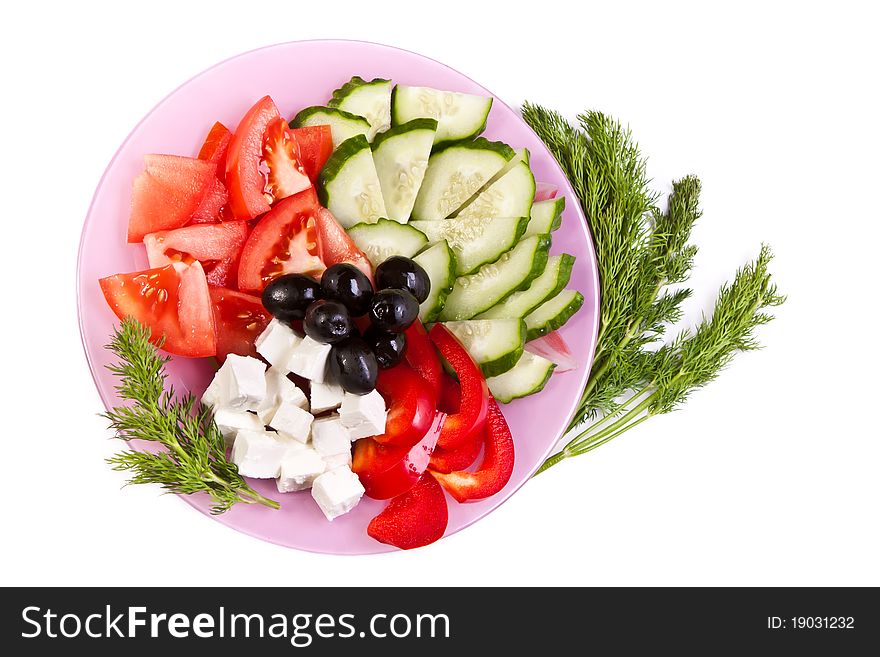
261 274 321 323
368 288 420 333
303 300 353 344
364 325 407 369
329 338 379 395
375 256 431 303
320 263 374 316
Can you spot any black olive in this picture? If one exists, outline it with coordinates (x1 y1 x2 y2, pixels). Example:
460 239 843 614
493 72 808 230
329 338 379 395
364 325 407 369
368 288 420 333
375 256 431 303
320 263 374 316
261 274 321 323
303 300 353 344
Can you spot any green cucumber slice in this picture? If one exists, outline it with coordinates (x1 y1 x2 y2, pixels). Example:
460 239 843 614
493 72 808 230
370 119 437 223
411 138 515 221
290 106 371 149
410 216 528 275
526 197 565 237
443 319 526 378
328 76 392 141
439 234 552 321
486 351 556 403
413 241 456 323
524 289 585 340
317 135 387 228
346 218 428 269
476 254 575 320
456 160 535 220
391 85 492 145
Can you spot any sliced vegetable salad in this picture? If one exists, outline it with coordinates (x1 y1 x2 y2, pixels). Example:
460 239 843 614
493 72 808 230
98 75 586 549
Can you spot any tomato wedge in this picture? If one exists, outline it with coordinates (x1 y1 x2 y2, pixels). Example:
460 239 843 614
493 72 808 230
143 221 249 288
128 155 214 242
263 118 311 203
197 121 232 171
99 262 216 357
291 125 333 182
225 96 280 220
237 187 324 292
314 208 374 282
208 287 271 362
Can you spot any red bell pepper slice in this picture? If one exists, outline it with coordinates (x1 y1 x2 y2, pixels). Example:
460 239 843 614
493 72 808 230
428 430 483 473
372 363 436 448
430 397 515 502
437 373 461 414
404 320 442 402
428 324 489 450
367 472 448 550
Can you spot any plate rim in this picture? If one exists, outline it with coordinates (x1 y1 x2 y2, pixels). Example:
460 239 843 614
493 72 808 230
76 38 600 554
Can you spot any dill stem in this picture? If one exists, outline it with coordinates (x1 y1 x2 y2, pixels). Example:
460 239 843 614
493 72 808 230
238 486 282 510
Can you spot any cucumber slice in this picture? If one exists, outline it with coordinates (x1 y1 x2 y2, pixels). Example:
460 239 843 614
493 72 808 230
328 76 393 141
290 106 371 149
526 197 565 237
371 119 437 223
524 289 585 340
317 135 387 228
476 254 575 320
413 241 456 322
346 218 428 269
456 160 535 220
486 351 556 403
391 85 492 145
439 234 552 321
411 139 515 221
410 216 528 275
443 319 526 378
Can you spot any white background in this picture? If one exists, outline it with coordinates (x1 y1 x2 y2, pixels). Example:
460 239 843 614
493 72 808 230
1 0 877 587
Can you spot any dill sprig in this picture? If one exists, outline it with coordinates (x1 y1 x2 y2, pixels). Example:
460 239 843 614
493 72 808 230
103 318 280 513
522 103 784 472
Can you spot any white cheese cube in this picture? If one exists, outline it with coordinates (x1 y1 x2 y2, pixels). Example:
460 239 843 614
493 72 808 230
309 380 345 414
322 450 352 471
212 408 265 448
217 354 267 412
269 401 313 443
231 429 296 478
311 467 365 521
311 414 353 457
256 367 309 424
255 319 302 370
287 336 332 383
201 367 228 409
339 389 387 440
276 447 326 493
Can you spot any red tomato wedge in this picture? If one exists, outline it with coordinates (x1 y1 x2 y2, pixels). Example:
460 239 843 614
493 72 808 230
353 412 445 500
128 155 214 242
99 262 216 357
367 473 448 550
237 187 324 292
208 287 271 362
225 96 280 220
263 118 311 203
291 125 333 182
314 208 374 282
143 221 249 288
197 121 232 171
190 177 230 224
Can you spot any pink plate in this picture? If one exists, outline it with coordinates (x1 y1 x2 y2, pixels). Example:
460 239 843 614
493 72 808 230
77 40 599 554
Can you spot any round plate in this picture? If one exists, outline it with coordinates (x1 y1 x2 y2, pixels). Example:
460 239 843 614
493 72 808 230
77 40 599 554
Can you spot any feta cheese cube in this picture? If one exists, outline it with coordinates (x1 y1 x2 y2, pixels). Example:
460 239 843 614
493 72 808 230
269 401 313 443
216 354 267 412
231 429 296 478
212 408 264 448
311 467 365 521
201 368 228 409
256 367 309 424
311 414 352 457
322 450 352 471
339 389 387 440
287 336 331 383
255 319 302 370
309 380 345 414
276 447 326 493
